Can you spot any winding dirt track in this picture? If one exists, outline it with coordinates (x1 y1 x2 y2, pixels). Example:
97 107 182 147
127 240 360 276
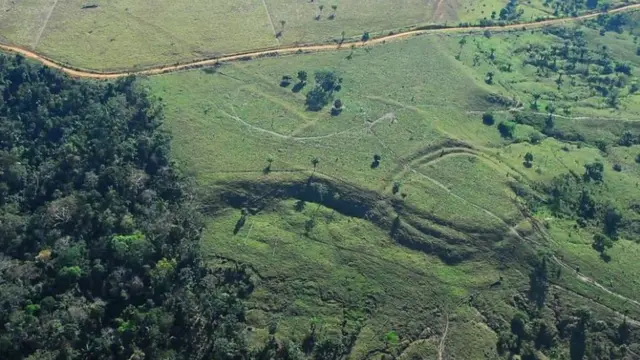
1 3 640 79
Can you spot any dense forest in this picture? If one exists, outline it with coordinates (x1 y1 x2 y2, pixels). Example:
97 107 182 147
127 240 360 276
0 54 254 359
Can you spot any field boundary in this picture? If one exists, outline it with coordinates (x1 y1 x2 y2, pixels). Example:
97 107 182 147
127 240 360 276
0 3 638 78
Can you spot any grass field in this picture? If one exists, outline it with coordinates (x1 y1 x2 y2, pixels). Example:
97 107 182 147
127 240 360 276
142 14 640 357
0 0 625 70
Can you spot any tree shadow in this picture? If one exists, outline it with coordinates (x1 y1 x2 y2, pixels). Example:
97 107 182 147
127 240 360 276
599 252 612 263
292 82 305 93
389 216 400 236
370 160 380 169
302 333 316 354
294 200 306 212
233 215 247 235
523 161 532 168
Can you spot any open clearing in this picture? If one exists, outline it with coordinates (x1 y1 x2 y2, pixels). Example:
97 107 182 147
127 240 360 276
0 0 450 70
1 0 637 71
145 13 640 356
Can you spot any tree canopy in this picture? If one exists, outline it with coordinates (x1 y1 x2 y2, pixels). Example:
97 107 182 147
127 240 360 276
0 54 251 359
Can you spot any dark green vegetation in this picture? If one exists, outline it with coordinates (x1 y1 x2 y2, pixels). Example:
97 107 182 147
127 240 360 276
0 54 254 359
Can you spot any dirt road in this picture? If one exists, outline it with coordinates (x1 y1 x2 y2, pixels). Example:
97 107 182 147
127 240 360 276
1 3 639 79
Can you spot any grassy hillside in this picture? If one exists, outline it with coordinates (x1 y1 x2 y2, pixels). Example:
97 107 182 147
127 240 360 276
144 13 640 358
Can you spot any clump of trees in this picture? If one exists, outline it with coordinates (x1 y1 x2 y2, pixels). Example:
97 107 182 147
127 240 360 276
498 0 523 21
514 26 638 110
494 253 635 359
305 70 343 111
526 159 628 256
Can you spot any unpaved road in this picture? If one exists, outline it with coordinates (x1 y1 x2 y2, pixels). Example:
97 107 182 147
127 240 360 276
1 3 639 79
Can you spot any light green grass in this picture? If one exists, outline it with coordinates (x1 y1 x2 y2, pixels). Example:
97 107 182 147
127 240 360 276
147 19 640 357
203 199 502 355
0 0 502 70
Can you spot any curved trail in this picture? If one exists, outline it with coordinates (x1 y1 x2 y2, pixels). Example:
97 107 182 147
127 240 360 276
1 4 639 79
552 255 640 308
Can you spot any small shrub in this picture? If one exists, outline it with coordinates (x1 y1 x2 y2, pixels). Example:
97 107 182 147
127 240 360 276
529 132 543 144
524 152 533 168
613 163 622 172
362 32 370 42
280 75 293 87
595 140 608 153
498 121 516 138
371 154 381 168
482 112 495 125
392 182 401 194
584 162 604 182
330 99 343 116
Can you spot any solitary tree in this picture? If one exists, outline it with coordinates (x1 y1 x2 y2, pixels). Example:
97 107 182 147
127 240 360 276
458 37 467 48
331 5 337 11
485 71 495 84
498 121 516 138
311 157 320 169
482 112 495 125
280 20 286 29
297 70 308 84
280 75 293 87
362 32 370 42
331 99 343 116
524 152 534 168
583 161 604 182
371 154 382 168
264 156 274 174
531 93 541 110
592 233 612 256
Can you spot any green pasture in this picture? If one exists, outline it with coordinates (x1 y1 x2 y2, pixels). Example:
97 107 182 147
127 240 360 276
143 17 640 358
202 198 504 356
0 0 503 70
1 0 622 70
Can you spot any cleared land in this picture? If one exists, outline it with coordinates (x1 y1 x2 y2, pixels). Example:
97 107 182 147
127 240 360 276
1 0 634 71
1 0 448 70
145 15 640 357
